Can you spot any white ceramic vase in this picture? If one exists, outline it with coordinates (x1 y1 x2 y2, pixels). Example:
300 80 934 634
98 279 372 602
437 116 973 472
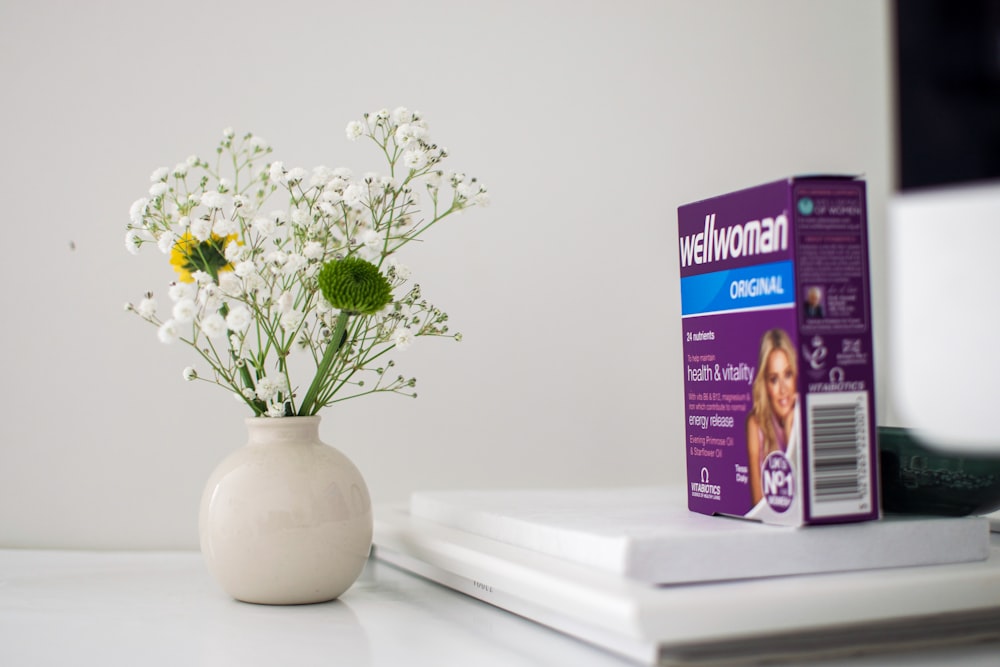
199 416 373 605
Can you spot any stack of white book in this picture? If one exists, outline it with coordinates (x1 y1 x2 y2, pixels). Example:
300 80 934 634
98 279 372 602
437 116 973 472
373 486 1000 665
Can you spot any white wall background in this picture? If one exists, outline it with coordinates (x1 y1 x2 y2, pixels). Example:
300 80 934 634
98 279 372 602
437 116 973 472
0 0 892 549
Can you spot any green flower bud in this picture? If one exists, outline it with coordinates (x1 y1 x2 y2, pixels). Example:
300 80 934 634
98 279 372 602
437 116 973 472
317 256 393 315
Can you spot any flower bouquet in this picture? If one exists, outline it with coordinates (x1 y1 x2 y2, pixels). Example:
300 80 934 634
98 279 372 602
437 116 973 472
125 107 488 418
123 108 487 604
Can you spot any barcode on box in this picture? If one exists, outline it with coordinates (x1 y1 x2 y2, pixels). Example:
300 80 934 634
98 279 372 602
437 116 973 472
806 391 873 519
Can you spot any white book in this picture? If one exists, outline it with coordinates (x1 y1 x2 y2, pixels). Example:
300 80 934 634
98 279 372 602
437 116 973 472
374 505 1000 666
410 486 991 584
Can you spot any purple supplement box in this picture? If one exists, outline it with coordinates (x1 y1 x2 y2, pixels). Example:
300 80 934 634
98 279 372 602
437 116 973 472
677 176 879 526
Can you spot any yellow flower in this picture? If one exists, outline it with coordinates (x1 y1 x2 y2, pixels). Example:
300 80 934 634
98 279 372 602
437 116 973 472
169 231 238 283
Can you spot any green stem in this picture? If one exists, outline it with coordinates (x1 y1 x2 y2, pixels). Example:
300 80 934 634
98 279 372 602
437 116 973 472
298 311 351 415
313 317 369 407
214 294 263 416
318 343 395 406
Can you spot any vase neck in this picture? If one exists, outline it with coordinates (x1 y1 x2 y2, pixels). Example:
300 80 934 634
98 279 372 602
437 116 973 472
245 416 322 447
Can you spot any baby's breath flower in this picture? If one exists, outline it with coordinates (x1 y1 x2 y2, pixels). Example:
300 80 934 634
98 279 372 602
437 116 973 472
342 183 366 209
310 166 335 187
129 198 148 225
199 284 223 311
183 366 197 381
395 123 426 147
243 272 266 293
189 218 212 242
224 240 243 262
345 121 365 140
392 107 414 124
137 297 157 319
200 191 227 210
424 171 442 189
200 313 227 338
456 180 476 199
404 149 428 170
172 298 197 323
157 320 180 344
276 291 294 314
125 230 142 255
290 208 310 227
392 327 415 350
213 216 239 237
281 310 304 331
168 281 196 302
253 215 277 237
360 229 381 254
265 250 287 270
157 231 178 255
191 270 213 285
268 161 286 184
387 258 412 281
218 272 241 296
148 182 168 198
234 260 256 278
283 253 308 275
225 305 252 332
303 241 324 260
255 375 287 402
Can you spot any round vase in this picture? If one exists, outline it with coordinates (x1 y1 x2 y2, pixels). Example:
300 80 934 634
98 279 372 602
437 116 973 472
199 416 373 605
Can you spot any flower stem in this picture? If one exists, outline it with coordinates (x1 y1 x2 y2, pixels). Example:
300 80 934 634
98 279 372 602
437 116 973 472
216 297 264 416
297 311 351 415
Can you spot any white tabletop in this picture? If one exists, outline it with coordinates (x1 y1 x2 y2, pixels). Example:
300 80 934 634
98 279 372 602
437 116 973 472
1 549 998 667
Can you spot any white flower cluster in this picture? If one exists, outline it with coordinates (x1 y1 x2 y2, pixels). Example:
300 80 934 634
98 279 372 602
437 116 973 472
124 109 487 417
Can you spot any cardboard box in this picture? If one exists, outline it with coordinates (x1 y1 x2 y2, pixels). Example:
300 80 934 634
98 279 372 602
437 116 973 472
677 176 878 525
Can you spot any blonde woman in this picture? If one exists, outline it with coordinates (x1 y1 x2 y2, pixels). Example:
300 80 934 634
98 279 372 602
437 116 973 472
746 328 799 505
